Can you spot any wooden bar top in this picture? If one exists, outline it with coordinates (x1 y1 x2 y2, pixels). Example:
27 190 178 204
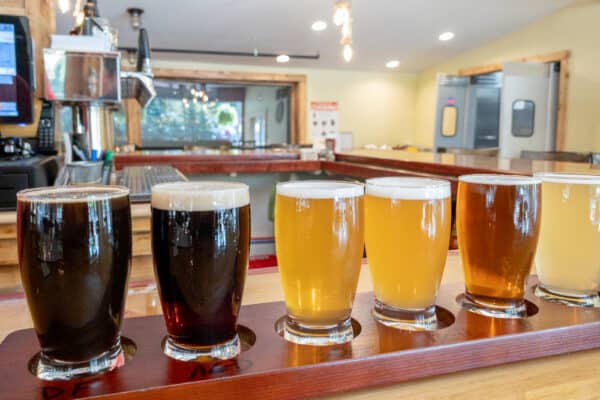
113 148 600 177
1 253 600 399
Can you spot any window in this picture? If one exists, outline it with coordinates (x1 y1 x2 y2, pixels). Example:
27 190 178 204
511 100 535 137
139 80 291 148
441 105 457 137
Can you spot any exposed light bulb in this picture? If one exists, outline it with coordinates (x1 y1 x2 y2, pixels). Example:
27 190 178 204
311 20 327 31
276 54 290 63
58 0 70 14
75 11 84 25
333 7 348 26
343 43 353 62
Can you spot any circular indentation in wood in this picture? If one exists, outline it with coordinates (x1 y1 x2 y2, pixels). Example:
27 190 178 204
273 316 362 340
455 293 539 318
433 305 455 329
28 336 137 378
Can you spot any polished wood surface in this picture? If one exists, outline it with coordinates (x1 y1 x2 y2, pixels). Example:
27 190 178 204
2 254 600 399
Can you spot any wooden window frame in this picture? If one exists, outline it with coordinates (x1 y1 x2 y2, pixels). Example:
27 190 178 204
126 68 307 146
457 50 570 151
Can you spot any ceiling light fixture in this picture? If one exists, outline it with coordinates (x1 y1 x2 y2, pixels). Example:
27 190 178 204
333 0 353 63
276 54 290 63
127 7 144 31
438 31 455 41
386 60 400 69
311 20 327 31
343 43 353 62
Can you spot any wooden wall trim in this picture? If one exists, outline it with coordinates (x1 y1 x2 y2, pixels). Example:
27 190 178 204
457 50 570 152
457 50 571 76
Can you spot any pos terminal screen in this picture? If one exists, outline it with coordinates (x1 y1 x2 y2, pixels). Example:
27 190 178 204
0 23 18 118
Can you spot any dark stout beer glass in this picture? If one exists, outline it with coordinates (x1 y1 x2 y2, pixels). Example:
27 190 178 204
457 174 541 318
17 186 132 381
151 182 250 361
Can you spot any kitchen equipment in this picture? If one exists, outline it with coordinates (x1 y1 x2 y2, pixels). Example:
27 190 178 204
42 0 156 185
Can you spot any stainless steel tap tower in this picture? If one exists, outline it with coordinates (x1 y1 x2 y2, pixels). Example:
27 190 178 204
42 0 156 183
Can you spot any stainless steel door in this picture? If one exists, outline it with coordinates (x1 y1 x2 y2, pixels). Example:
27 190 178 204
499 62 558 158
433 74 469 150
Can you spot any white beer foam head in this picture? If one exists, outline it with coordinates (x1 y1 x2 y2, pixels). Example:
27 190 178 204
152 181 249 211
276 180 363 199
459 174 541 186
366 177 450 200
534 172 600 185
17 185 129 203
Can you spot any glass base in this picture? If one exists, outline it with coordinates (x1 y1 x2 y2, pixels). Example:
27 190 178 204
283 315 354 346
162 335 240 362
462 292 527 319
373 299 437 331
33 340 124 381
535 284 600 308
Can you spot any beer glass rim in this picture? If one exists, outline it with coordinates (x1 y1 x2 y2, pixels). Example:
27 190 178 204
534 172 600 184
366 177 450 200
276 180 363 199
17 185 129 203
459 174 541 185
151 181 250 211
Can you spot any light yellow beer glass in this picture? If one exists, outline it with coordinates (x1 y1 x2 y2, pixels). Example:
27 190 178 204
365 177 451 330
275 180 364 345
534 173 600 307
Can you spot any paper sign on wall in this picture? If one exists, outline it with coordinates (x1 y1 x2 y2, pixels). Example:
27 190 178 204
310 101 339 139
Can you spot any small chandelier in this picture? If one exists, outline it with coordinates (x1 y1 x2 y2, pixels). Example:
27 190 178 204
333 0 353 62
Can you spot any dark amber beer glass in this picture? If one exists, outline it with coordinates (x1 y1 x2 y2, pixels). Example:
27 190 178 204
151 182 250 361
17 186 132 380
457 175 541 318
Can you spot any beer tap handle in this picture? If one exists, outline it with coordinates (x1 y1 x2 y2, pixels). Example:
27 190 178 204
136 28 152 75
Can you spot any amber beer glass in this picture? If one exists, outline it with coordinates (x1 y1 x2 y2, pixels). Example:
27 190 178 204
365 177 451 330
17 186 132 380
151 182 250 361
457 175 541 318
534 173 600 307
275 181 364 345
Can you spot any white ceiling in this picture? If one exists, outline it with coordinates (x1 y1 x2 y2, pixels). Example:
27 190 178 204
55 0 573 73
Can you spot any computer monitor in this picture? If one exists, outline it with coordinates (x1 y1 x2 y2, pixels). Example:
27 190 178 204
0 15 34 125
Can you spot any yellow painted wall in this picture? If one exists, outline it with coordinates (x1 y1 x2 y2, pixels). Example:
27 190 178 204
152 59 417 147
415 1 600 152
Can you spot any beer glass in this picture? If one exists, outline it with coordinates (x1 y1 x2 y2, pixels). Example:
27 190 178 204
275 180 364 345
534 173 600 307
151 182 250 361
457 174 541 318
365 177 451 330
17 186 132 380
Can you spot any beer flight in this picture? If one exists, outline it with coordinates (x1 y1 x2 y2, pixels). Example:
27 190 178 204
14 173 600 381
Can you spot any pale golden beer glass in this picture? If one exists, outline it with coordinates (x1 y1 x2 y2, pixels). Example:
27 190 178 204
365 177 451 330
275 180 364 345
457 175 541 318
534 173 600 307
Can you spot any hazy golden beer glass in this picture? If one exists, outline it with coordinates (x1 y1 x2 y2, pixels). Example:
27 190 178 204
534 173 600 307
365 177 451 330
457 175 541 318
275 180 364 345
